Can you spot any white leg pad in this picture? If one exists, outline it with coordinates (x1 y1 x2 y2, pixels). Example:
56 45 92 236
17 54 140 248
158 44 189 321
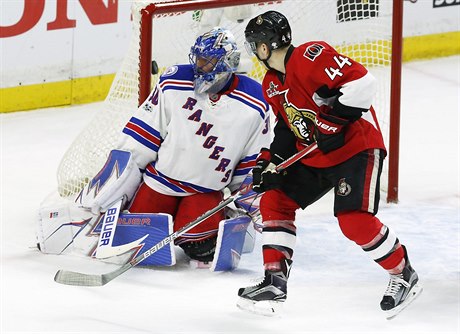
37 191 96 254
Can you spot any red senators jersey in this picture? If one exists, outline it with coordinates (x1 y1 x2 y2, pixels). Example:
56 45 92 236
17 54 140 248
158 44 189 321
262 42 386 168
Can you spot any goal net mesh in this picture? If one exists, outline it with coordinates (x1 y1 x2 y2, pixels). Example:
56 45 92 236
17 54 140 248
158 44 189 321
57 0 393 197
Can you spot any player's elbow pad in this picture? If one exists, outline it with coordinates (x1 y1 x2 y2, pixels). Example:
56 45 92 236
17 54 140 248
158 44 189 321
76 150 142 214
335 71 376 121
332 99 368 122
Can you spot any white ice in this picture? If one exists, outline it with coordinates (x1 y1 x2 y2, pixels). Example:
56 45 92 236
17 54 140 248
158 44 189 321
1 56 459 334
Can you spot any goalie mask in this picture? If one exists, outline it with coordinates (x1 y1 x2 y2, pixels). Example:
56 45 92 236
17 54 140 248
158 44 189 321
189 27 241 94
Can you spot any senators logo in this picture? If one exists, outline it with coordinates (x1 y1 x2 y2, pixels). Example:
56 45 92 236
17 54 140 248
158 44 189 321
303 43 324 61
281 92 316 144
337 178 352 196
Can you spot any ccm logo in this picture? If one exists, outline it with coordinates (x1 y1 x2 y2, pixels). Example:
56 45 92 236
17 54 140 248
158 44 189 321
315 119 338 133
433 0 460 7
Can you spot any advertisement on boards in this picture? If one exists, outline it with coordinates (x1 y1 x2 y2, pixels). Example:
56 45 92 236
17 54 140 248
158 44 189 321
0 0 459 112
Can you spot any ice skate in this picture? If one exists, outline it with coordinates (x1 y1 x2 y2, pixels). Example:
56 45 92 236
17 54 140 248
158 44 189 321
237 259 291 316
380 249 423 319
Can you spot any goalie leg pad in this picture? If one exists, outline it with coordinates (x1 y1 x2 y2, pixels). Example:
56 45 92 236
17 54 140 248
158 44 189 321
92 212 176 266
233 174 262 218
37 191 97 254
210 215 253 272
242 218 257 254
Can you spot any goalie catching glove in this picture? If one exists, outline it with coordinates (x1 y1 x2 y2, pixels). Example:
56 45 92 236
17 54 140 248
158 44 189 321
252 148 285 194
76 150 142 214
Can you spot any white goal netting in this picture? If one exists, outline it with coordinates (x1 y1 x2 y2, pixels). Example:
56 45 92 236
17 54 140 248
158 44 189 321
57 0 393 197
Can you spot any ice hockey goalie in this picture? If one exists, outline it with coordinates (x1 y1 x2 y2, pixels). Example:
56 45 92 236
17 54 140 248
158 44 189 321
37 27 271 272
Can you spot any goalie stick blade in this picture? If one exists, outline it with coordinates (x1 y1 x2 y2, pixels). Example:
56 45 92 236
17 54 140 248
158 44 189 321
54 263 132 286
385 283 423 320
236 297 284 317
54 270 106 286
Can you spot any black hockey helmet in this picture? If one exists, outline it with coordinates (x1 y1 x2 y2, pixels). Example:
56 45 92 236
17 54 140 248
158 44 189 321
244 11 291 55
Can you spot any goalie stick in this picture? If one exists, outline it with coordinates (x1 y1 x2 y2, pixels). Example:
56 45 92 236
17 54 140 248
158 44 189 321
54 143 318 286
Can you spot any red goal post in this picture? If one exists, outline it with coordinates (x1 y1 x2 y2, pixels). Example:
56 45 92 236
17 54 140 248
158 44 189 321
56 0 403 203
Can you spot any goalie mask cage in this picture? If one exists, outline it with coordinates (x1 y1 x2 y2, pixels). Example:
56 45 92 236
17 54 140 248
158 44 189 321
57 0 402 203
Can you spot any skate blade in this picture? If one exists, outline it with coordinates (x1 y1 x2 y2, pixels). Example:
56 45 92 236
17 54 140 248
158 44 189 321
385 283 423 320
236 297 284 317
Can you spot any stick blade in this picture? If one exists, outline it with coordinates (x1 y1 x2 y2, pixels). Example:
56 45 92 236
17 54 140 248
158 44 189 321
54 270 105 286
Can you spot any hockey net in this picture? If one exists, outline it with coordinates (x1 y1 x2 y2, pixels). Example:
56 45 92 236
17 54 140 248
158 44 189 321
57 0 400 201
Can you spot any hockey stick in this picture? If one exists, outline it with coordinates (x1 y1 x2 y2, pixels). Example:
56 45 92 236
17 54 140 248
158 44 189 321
54 142 317 286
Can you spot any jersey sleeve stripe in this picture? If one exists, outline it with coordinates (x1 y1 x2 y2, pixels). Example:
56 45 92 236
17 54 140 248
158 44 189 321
128 117 162 139
233 89 268 111
122 117 162 152
239 153 258 163
125 121 161 146
122 128 160 152
234 154 257 176
233 167 253 176
235 160 256 171
160 79 194 92
228 92 266 120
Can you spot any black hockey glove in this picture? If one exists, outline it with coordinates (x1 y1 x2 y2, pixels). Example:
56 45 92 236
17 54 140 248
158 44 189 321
314 108 349 153
252 148 284 194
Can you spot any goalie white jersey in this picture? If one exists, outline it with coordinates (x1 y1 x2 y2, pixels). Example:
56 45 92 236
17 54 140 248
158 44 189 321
118 64 272 196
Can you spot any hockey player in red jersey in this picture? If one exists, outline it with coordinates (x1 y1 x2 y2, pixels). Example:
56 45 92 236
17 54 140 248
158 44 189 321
237 11 422 318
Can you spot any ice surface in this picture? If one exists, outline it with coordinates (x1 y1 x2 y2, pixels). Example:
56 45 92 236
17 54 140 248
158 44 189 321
1 56 459 333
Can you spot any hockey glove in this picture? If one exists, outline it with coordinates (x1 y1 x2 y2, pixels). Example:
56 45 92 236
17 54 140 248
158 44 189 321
314 108 349 153
252 148 284 194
